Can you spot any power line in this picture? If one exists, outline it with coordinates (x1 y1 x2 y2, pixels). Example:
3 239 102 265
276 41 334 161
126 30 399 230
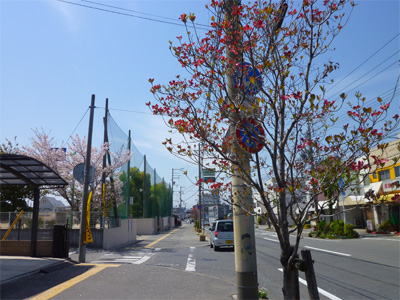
81 0 200 24
326 51 400 99
327 33 400 94
62 107 89 147
57 0 210 30
96 106 152 115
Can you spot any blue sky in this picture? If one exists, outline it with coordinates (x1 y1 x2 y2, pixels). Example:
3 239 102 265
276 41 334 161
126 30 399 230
1 0 399 208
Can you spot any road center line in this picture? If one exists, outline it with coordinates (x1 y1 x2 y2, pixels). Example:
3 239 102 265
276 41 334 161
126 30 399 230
278 268 342 300
30 264 120 300
305 246 351 257
145 225 184 249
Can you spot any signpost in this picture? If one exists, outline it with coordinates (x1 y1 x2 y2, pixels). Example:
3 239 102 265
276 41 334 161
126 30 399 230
73 163 95 184
235 118 265 153
233 62 263 96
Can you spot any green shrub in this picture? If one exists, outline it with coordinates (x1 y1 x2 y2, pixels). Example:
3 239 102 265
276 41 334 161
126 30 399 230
258 288 268 299
330 220 344 236
195 220 200 230
378 220 393 232
304 223 311 229
257 216 263 225
344 224 359 238
314 220 358 239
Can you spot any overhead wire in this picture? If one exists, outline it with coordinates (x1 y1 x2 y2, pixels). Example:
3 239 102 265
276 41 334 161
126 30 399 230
56 0 211 30
62 108 90 147
326 33 400 94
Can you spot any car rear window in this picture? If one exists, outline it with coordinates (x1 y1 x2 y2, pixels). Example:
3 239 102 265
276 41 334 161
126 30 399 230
217 222 233 232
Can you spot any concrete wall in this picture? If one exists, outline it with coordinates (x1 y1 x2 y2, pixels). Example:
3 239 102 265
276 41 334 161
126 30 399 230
102 219 137 250
0 240 53 257
69 228 104 248
70 219 137 249
136 218 156 235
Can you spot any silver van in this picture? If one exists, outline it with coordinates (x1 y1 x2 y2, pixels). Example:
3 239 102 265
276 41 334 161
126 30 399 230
209 220 234 251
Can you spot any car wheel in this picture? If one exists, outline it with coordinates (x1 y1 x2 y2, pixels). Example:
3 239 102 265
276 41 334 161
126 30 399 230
214 245 219 251
210 241 213 248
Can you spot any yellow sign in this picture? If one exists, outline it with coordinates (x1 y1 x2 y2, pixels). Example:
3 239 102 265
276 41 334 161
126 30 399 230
84 192 93 244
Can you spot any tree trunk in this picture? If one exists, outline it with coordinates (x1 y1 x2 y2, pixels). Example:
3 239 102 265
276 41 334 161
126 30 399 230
281 245 300 300
282 262 300 300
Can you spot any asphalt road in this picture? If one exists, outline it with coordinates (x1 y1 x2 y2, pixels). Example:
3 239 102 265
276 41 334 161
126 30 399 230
254 228 400 300
1 224 399 300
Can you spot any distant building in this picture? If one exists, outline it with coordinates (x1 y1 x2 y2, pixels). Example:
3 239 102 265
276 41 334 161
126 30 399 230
39 196 69 212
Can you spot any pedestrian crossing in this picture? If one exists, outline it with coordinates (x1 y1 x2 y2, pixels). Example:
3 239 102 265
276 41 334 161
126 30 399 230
90 250 155 265
90 246 197 271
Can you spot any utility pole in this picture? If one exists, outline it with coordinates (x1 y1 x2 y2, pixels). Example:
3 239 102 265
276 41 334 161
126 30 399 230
143 155 147 218
126 130 131 218
198 143 202 232
225 1 258 298
101 98 108 227
78 94 95 263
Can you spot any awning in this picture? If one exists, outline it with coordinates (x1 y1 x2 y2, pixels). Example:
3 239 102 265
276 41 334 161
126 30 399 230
365 182 383 195
343 196 367 206
308 200 338 212
376 194 400 203
0 154 67 187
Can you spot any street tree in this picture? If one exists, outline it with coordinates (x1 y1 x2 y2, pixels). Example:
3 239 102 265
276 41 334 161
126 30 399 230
120 167 147 217
147 0 400 298
20 129 132 215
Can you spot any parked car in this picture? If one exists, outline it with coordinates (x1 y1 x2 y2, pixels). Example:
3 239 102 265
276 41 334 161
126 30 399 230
209 220 234 251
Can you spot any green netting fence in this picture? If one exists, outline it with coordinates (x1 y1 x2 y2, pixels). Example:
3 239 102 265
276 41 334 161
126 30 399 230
107 112 172 219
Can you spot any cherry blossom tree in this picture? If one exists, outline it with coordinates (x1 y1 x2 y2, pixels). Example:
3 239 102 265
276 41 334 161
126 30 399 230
147 0 399 298
20 129 132 214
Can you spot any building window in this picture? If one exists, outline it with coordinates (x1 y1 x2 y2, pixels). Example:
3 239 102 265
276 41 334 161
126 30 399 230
363 175 371 186
373 171 377 179
378 169 391 181
395 166 400 178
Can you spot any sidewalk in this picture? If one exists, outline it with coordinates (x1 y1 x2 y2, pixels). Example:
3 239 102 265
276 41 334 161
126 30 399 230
0 226 200 286
257 224 400 238
0 255 75 284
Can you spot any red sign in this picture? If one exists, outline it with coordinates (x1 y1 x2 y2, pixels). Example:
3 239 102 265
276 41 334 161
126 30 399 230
235 118 265 153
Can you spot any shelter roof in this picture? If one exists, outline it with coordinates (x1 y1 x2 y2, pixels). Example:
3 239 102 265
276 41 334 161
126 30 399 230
0 154 68 187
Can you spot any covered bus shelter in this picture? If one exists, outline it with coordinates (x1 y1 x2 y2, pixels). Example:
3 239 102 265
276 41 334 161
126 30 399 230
0 154 68 256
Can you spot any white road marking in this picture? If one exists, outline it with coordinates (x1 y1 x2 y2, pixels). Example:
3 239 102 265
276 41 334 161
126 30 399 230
134 253 155 264
278 268 342 300
305 246 351 257
185 247 196 272
264 238 279 243
362 237 400 242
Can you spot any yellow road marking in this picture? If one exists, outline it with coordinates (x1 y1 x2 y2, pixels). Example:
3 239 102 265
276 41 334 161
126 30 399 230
29 264 120 300
145 225 184 249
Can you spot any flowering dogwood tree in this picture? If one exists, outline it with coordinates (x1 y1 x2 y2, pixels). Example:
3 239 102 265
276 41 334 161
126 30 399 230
21 129 132 214
147 0 399 298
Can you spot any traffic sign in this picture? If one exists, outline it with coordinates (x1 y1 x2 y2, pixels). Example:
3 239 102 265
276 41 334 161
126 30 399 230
203 168 216 182
73 163 95 183
236 118 265 153
233 62 263 95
